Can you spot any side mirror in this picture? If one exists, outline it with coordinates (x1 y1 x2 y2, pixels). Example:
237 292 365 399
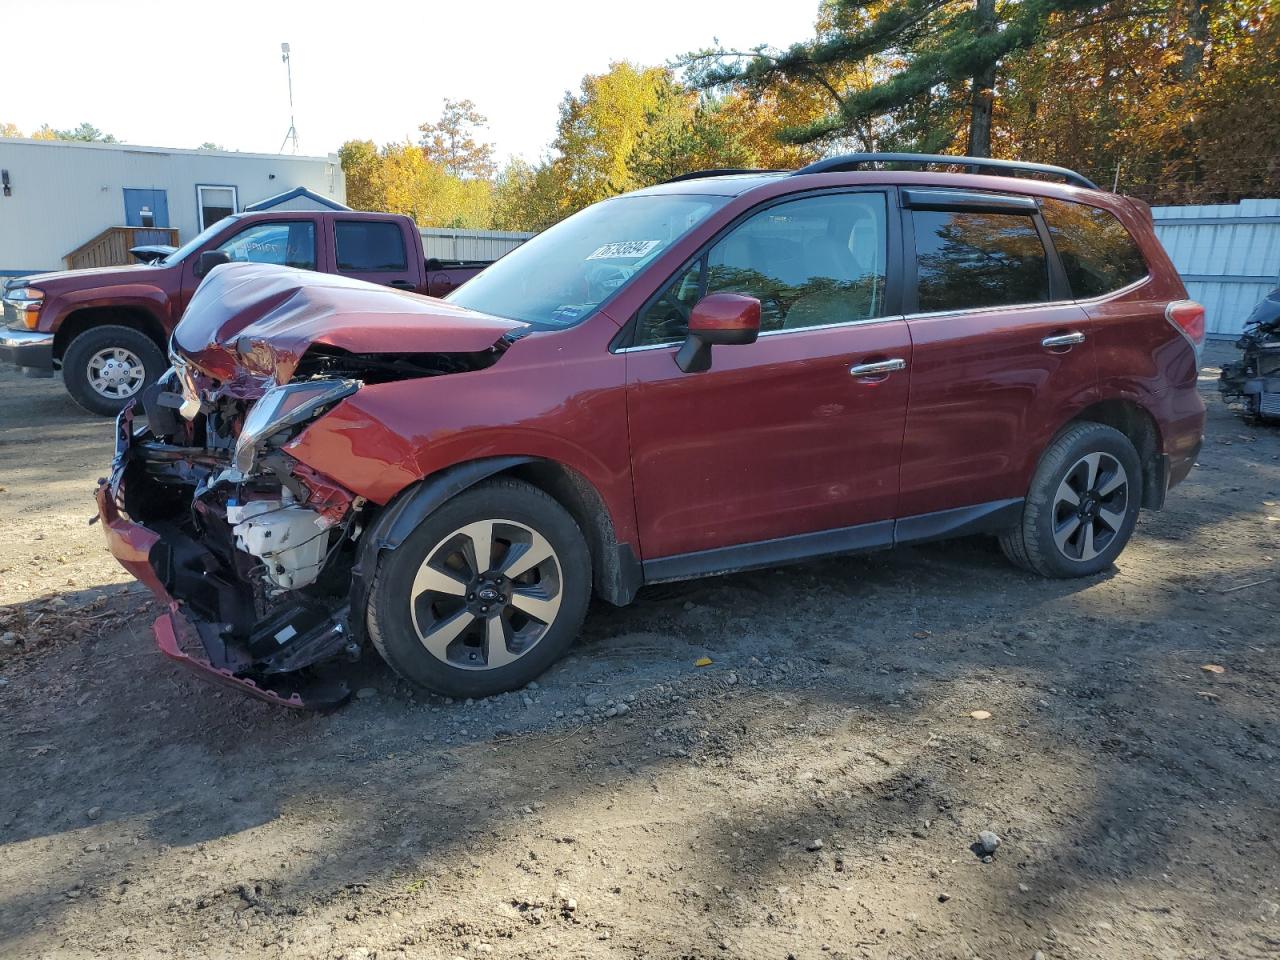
195 249 231 278
675 293 761 373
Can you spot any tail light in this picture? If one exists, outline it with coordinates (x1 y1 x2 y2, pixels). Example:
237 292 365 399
1166 300 1206 355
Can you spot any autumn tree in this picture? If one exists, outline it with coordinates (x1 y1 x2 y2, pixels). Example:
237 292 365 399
419 99 497 179
0 122 22 138
692 0 1116 158
338 138 493 228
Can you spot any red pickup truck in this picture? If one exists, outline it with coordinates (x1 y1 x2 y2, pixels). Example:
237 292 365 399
0 210 492 414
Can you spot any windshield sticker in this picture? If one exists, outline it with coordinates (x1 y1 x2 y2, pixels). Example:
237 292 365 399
586 240 661 260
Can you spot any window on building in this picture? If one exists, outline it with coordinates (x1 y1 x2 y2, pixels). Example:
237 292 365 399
913 209 1049 313
635 192 890 345
335 220 408 272
197 185 238 231
216 221 316 269
1040 197 1149 298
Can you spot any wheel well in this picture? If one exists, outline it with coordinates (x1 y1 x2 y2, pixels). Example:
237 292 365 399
53 307 167 363
1069 400 1165 509
501 460 642 606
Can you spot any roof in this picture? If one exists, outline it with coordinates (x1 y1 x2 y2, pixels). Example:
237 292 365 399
243 186 350 212
0 136 337 164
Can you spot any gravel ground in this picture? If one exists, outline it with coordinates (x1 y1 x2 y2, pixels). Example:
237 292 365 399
1 344 1277 960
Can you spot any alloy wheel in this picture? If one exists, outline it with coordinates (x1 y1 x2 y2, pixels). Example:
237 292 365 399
86 347 145 400
1051 452 1129 562
409 519 563 670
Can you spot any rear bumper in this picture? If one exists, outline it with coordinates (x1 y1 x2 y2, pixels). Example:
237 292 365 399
0 326 55 375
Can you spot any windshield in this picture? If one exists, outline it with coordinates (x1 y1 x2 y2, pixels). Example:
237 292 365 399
446 193 729 327
161 216 240 265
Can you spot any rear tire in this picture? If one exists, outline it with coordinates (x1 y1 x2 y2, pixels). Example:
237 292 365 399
62 325 166 417
999 422 1143 578
366 478 591 698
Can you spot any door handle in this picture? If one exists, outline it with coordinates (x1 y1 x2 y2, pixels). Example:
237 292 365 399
1041 331 1086 349
389 279 415 290
850 358 907 377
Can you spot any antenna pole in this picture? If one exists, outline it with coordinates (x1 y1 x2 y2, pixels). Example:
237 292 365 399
280 42 299 154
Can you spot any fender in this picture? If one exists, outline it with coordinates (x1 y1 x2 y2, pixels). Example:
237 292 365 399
45 284 173 335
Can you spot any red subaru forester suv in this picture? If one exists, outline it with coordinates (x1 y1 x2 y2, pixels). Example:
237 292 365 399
97 154 1206 708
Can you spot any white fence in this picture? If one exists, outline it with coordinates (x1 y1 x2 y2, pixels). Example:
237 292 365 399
1152 199 1280 338
420 228 532 262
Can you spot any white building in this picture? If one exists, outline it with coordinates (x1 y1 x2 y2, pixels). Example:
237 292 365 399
0 138 345 277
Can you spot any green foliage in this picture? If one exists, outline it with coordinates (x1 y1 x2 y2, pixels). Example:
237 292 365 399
6 121 119 142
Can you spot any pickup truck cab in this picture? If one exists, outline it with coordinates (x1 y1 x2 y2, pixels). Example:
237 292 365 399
0 210 491 415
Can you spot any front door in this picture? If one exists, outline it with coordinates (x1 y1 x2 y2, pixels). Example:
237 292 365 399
896 191 1099 519
625 190 912 566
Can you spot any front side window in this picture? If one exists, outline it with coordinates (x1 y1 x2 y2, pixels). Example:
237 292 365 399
446 193 729 328
217 221 316 269
1040 197 1148 298
635 192 890 346
913 210 1049 313
335 221 409 272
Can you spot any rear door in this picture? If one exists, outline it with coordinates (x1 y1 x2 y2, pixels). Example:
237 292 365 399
330 217 419 290
625 189 912 566
896 189 1098 521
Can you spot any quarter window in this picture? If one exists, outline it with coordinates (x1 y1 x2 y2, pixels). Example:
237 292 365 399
913 210 1049 313
635 192 890 346
335 220 408 272
216 221 316 269
1040 197 1148 298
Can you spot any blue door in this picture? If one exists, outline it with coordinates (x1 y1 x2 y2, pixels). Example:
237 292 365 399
122 188 170 228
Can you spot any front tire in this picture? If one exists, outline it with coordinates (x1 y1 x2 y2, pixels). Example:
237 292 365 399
62 325 166 417
366 478 591 698
1000 422 1143 578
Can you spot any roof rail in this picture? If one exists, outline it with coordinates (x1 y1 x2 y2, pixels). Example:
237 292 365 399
660 168 778 184
791 152 1100 191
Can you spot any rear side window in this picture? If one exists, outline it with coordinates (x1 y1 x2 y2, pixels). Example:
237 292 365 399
913 210 1049 312
1040 198 1148 298
335 220 408 272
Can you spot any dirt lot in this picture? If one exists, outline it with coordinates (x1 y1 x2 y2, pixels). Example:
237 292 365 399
1 345 1277 960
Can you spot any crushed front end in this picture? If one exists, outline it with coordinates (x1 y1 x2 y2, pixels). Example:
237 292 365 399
98 368 367 709
95 263 525 707
1220 288 1280 421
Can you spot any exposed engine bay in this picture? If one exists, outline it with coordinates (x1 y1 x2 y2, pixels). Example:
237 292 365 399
1220 289 1280 421
112 339 507 707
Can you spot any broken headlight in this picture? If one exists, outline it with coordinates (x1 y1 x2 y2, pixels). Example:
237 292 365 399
234 379 360 474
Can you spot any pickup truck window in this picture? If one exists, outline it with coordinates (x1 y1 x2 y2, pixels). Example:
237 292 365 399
335 220 408 272
161 216 239 265
447 194 729 328
217 222 316 269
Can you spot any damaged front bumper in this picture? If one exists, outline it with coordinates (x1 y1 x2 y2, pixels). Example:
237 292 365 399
96 405 358 709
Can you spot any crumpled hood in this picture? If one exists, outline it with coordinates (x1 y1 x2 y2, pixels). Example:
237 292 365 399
171 262 529 385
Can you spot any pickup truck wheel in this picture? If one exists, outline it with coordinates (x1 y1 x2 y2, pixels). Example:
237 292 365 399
366 478 591 698
999 422 1142 578
62 325 166 417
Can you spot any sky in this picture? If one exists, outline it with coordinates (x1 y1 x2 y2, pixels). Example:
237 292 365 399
7 0 822 163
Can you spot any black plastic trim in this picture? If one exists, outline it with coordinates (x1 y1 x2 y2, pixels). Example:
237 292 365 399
643 520 895 583
893 498 1023 546
641 498 1026 585
661 168 778 184
793 153 1100 191
902 188 1038 214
